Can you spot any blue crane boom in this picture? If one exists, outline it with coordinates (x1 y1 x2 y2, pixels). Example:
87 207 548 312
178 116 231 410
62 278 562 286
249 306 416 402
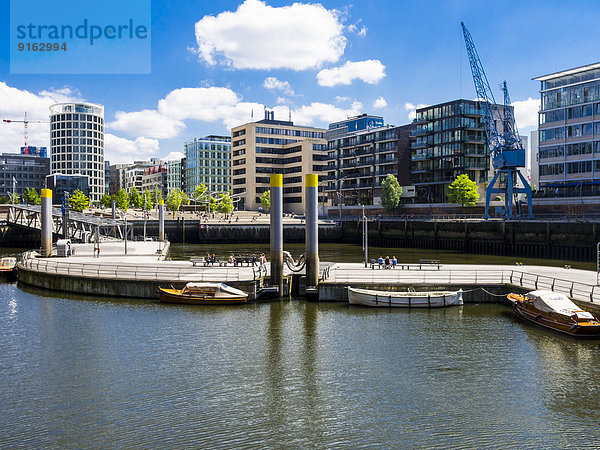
460 22 533 219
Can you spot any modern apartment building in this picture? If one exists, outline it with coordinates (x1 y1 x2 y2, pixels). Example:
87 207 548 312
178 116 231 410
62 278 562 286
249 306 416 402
410 99 512 203
0 153 50 199
533 63 600 196
108 163 128 195
49 102 105 202
230 111 327 213
141 163 168 199
167 158 183 192
183 136 231 197
123 161 157 194
324 115 416 206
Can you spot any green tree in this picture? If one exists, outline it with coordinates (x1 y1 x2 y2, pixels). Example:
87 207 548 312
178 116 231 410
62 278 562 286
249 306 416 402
181 191 190 206
142 189 155 210
23 188 41 205
192 183 208 204
129 188 143 209
0 196 8 204
260 190 270 212
166 188 185 212
100 193 113 208
216 193 234 216
114 189 129 211
381 174 403 212
447 174 479 207
9 193 19 204
69 189 90 212
154 188 163 208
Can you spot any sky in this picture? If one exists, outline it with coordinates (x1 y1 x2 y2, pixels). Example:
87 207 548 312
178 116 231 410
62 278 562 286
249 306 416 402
1 0 600 164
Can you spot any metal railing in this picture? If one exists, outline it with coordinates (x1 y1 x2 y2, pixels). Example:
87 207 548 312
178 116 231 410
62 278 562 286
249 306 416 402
327 268 600 304
18 256 255 283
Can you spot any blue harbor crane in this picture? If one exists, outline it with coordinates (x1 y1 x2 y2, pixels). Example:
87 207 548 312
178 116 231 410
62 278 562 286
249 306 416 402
461 22 533 219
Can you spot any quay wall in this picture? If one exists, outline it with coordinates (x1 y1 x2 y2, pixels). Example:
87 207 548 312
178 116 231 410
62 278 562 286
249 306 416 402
17 267 259 299
343 220 599 262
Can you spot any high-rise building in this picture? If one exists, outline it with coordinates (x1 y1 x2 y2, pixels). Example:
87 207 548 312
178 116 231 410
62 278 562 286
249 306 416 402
324 115 416 206
230 111 327 213
533 63 600 196
0 153 50 199
49 102 105 202
410 99 512 203
183 136 231 196
108 163 128 195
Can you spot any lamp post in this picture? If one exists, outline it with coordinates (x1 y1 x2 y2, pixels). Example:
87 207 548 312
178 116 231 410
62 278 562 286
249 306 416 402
362 204 368 268
338 176 349 221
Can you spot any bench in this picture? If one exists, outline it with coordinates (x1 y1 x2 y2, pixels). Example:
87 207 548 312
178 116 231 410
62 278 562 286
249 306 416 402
190 257 204 266
370 259 396 269
191 257 227 267
235 257 256 266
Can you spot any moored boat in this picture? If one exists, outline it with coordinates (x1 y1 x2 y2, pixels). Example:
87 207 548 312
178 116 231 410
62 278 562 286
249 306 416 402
0 257 17 278
348 287 463 308
507 290 600 337
158 282 250 305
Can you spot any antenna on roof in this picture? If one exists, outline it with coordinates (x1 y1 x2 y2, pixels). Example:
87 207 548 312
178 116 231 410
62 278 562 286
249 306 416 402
289 107 291 122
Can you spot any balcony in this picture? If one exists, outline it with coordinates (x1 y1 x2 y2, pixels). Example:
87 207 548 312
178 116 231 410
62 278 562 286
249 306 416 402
463 134 486 143
411 140 432 150
413 116 431 124
463 149 487 157
411 128 432 137
411 152 431 161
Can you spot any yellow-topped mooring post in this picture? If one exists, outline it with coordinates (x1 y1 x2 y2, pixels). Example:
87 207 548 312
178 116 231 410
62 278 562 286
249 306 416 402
305 174 319 287
40 189 52 257
270 174 283 296
158 198 165 242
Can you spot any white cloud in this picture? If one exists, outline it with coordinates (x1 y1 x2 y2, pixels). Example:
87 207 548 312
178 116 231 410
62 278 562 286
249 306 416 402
317 60 386 87
165 151 185 161
263 77 294 96
347 23 367 36
373 97 387 109
404 102 429 121
512 97 539 131
335 96 351 102
158 87 240 121
193 0 346 70
0 81 82 151
108 109 186 139
104 134 160 164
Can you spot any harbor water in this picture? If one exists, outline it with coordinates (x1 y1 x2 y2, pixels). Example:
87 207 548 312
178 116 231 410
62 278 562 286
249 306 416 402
2 245 600 447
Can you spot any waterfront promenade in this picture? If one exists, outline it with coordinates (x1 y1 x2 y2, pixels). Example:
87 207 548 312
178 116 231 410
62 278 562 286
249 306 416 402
16 242 600 312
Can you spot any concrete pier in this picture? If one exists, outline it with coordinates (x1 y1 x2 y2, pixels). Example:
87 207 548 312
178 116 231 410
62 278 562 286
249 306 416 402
305 174 319 287
158 199 165 242
40 189 52 257
270 174 283 295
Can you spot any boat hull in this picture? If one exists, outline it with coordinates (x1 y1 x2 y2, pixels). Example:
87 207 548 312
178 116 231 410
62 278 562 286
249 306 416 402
348 287 463 308
159 288 250 305
511 302 600 337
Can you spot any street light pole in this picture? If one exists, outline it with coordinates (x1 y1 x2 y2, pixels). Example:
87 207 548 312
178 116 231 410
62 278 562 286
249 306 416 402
362 204 368 267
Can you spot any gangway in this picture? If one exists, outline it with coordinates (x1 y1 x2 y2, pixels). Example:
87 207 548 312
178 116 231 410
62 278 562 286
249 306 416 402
6 204 126 241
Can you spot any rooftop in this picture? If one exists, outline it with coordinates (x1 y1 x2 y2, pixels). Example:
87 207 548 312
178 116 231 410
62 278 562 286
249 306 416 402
533 62 600 82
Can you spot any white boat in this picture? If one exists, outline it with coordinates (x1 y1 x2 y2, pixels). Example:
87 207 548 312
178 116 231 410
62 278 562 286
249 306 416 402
348 287 463 308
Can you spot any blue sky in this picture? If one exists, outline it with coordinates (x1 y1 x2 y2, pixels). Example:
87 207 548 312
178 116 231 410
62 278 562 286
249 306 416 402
1 0 599 163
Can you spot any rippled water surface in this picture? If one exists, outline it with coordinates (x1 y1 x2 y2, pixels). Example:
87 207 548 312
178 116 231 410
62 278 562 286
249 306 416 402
2 276 600 447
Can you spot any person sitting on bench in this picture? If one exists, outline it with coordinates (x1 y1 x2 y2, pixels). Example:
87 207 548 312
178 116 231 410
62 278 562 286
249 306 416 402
384 256 390 268
392 256 397 268
378 256 384 268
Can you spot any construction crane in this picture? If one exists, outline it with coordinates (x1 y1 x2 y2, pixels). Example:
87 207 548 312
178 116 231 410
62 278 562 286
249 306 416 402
461 22 533 219
3 112 49 147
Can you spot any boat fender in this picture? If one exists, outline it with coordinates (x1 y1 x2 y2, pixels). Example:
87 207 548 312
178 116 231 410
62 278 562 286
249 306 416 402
534 315 541 321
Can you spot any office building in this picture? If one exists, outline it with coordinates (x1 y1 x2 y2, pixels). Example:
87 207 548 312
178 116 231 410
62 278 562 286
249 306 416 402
410 99 512 203
530 130 539 189
324 115 416 206
183 136 231 196
533 63 600 196
45 173 89 204
49 102 105 203
230 111 327 213
108 163 128 195
21 146 47 158
123 161 156 194
0 153 50 199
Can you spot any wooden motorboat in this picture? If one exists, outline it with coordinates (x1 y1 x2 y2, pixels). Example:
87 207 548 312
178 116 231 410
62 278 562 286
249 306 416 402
0 257 17 277
158 282 250 305
348 287 463 308
507 290 600 337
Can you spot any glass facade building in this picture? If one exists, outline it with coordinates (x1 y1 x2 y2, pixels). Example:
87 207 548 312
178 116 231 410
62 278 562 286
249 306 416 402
410 99 511 203
534 63 600 196
49 102 105 203
184 136 231 196
45 173 89 204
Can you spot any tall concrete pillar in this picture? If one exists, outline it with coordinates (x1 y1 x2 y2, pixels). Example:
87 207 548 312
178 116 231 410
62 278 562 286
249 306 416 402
62 191 69 238
270 174 283 295
305 174 319 287
111 200 116 220
40 188 52 257
158 198 165 241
